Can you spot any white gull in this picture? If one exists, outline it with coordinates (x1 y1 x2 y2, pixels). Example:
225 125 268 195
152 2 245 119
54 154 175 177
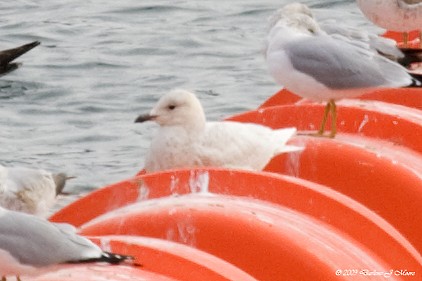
135 89 302 172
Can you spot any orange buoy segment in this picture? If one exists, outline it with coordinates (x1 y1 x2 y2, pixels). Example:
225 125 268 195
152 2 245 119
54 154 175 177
259 88 422 110
32 235 257 281
266 136 422 253
383 30 421 48
79 195 421 281
51 166 422 258
88 235 258 281
32 264 176 281
228 101 422 154
50 177 142 226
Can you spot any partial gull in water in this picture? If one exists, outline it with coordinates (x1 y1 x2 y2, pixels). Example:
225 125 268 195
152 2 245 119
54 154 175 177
0 41 40 76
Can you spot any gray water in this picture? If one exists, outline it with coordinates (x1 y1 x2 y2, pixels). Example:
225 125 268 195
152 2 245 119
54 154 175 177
0 0 375 210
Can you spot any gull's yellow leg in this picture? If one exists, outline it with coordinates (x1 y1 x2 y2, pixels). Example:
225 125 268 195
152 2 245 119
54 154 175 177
2 276 6 281
328 99 337 138
419 31 422 48
16 277 20 281
403 32 409 47
317 101 331 136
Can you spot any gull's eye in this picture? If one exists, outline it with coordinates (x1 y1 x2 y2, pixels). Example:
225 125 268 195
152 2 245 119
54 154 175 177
168 105 176 110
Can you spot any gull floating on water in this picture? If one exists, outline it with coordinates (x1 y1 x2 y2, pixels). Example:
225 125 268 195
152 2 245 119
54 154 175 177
265 3 421 138
135 89 302 172
356 0 422 47
0 41 40 76
0 165 72 217
0 207 133 280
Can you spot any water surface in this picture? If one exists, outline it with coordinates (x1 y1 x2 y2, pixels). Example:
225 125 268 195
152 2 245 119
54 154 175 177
0 0 375 210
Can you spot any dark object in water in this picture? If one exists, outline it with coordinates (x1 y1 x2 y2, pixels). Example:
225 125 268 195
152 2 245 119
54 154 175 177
0 41 40 76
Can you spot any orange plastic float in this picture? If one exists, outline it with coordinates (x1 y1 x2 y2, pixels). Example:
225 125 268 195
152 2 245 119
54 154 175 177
32 235 257 281
383 30 421 48
230 100 422 154
78 192 421 281
266 136 422 253
259 88 422 110
51 177 143 227
89 236 257 281
33 265 175 281
226 103 422 251
51 168 421 273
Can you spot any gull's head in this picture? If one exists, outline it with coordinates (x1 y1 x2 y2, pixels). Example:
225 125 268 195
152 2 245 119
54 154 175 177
135 89 206 129
268 12 321 39
268 3 314 31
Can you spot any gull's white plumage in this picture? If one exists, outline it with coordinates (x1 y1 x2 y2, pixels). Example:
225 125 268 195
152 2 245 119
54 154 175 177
135 89 301 172
0 165 64 217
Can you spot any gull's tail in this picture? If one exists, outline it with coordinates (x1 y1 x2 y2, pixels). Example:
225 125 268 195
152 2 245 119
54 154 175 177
274 127 304 154
0 41 41 75
69 252 137 265
409 73 422 87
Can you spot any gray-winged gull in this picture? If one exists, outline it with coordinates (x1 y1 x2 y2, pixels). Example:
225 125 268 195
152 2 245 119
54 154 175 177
265 3 420 138
0 207 133 280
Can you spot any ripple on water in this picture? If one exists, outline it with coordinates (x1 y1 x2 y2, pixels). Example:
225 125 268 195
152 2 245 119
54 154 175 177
0 0 364 212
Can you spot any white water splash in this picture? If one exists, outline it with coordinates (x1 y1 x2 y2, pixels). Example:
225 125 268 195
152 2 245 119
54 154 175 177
284 138 306 177
358 114 369 132
165 209 197 247
177 220 197 246
189 170 210 194
137 184 150 201
169 174 180 195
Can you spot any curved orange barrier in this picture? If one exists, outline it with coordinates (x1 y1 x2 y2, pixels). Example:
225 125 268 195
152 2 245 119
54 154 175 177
51 168 421 268
33 235 257 281
79 195 421 281
229 101 422 154
33 265 175 281
89 235 257 281
50 177 143 227
226 104 422 251
51 164 422 254
259 88 422 110
33 265 174 281
383 30 421 49
267 136 422 253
